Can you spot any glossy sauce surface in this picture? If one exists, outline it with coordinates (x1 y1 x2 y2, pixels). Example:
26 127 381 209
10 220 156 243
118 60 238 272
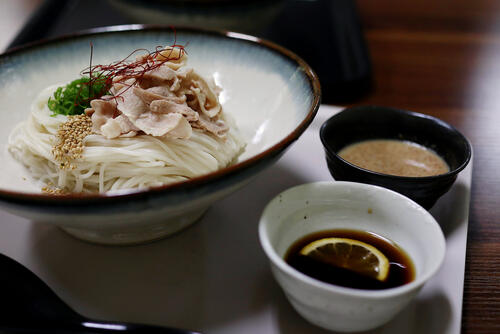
285 229 415 290
338 139 449 177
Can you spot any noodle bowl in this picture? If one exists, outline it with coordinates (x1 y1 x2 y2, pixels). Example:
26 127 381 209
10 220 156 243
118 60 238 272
0 26 320 245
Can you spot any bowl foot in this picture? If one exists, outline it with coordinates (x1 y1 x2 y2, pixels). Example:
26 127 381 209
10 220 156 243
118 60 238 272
59 207 208 246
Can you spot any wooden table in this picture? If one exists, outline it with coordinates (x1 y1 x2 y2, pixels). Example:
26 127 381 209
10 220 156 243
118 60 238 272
1 0 498 332
355 1 500 332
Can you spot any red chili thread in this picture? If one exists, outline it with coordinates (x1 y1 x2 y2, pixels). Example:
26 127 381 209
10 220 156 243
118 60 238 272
78 31 186 107
88 41 94 101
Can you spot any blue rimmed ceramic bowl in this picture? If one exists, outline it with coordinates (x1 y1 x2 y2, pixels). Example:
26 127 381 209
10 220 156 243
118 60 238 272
0 25 320 245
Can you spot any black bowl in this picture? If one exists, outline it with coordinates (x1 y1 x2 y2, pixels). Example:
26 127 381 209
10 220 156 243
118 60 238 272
319 106 472 209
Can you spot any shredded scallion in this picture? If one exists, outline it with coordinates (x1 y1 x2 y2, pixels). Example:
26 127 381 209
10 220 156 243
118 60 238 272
47 76 109 116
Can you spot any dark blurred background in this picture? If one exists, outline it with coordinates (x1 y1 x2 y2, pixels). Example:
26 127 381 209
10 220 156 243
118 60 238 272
2 0 372 104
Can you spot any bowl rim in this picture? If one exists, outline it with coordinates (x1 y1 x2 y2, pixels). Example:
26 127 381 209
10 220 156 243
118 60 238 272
258 181 446 298
319 105 472 181
0 24 321 206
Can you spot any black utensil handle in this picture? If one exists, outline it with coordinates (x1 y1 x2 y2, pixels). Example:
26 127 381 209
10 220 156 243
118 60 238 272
0 320 201 334
80 320 202 334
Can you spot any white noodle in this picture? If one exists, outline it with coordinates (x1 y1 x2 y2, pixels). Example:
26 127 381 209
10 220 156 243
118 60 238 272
8 87 245 193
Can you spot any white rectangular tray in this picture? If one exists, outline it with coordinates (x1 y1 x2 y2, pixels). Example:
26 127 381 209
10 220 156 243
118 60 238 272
0 105 471 334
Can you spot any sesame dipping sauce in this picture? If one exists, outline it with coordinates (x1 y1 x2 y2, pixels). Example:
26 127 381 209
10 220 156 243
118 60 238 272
338 139 450 177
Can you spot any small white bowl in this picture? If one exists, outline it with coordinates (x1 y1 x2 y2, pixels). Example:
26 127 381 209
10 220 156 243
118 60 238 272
258 181 446 332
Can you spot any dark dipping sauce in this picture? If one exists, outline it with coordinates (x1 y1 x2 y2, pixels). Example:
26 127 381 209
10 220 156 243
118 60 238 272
285 229 415 290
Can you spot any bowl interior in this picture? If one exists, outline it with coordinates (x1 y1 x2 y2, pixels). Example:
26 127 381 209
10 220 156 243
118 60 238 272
320 106 471 174
0 27 317 194
259 181 446 287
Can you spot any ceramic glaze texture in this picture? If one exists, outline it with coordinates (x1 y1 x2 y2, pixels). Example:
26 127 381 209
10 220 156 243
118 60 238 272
0 27 320 245
259 181 446 332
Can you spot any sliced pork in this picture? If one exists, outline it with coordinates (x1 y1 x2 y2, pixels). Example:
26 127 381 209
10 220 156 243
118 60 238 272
87 46 227 140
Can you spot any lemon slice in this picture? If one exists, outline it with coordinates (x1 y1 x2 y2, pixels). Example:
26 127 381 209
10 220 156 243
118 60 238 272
299 237 390 282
